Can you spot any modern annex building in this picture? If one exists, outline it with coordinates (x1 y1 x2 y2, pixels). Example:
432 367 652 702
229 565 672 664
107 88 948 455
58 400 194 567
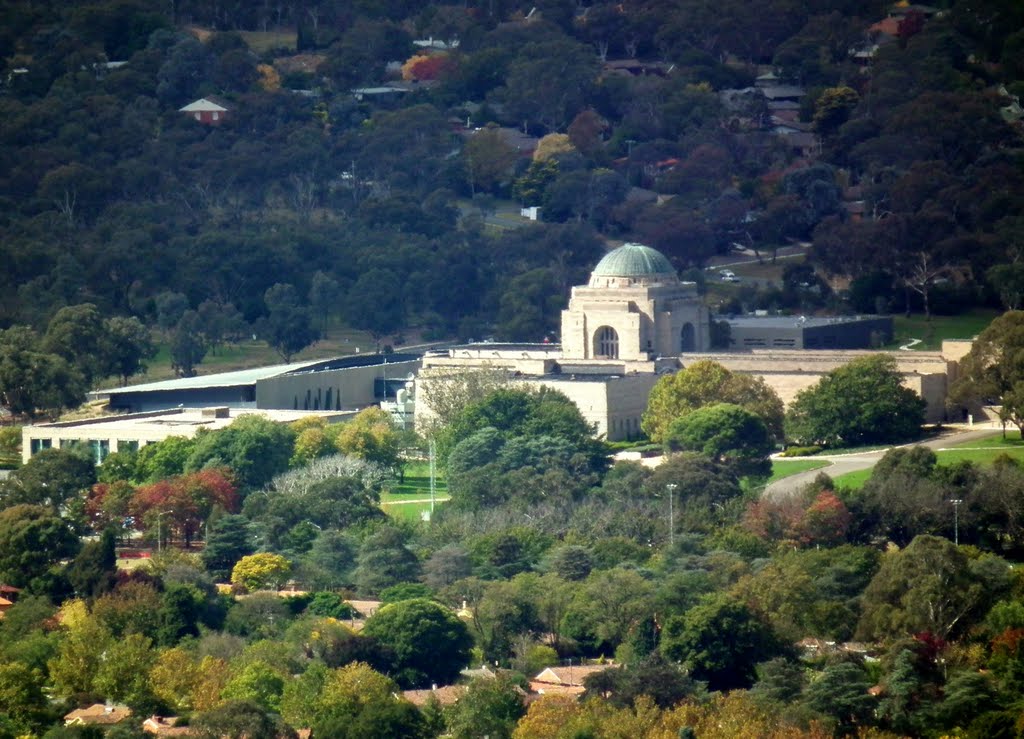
22 352 423 463
96 353 421 413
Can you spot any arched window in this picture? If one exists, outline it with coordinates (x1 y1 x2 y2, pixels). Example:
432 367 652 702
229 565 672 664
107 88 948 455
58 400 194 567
594 326 619 359
681 322 696 352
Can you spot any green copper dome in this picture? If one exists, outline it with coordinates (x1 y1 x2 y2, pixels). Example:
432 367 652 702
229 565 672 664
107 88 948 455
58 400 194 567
591 243 675 278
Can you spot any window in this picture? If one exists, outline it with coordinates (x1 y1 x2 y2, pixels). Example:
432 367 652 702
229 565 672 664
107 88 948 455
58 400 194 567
117 440 139 454
30 438 52 456
211 111 219 121
594 326 619 359
89 439 110 465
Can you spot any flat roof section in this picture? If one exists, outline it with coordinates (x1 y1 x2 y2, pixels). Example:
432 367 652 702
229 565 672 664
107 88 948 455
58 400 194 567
724 315 886 329
91 353 422 397
28 407 354 433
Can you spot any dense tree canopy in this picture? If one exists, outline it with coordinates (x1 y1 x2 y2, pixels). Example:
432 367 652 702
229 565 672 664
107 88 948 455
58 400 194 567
362 598 473 689
785 354 926 447
950 310 1024 431
643 361 785 444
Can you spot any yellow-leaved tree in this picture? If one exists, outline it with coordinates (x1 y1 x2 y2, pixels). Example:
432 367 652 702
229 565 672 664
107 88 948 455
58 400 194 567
230 552 291 591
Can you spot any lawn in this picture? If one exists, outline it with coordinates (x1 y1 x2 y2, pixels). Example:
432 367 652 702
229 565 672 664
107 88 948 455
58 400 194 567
382 461 448 500
730 253 805 282
945 429 1023 448
96 323 384 388
884 309 999 351
933 446 1024 465
832 468 874 489
383 500 443 522
238 29 297 54
832 430 1024 489
381 461 450 521
767 458 831 483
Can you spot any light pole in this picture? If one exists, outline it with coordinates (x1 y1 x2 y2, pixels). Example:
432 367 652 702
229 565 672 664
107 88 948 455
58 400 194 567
666 484 677 546
949 499 963 546
155 510 174 553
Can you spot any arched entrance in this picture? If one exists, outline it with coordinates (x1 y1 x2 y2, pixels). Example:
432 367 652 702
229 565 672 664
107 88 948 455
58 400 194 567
681 322 696 352
594 326 619 359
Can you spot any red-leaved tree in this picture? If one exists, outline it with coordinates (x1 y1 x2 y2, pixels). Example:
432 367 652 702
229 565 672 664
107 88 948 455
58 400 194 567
131 468 238 547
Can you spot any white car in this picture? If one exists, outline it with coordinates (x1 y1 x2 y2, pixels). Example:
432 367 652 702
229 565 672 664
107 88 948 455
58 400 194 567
719 270 740 283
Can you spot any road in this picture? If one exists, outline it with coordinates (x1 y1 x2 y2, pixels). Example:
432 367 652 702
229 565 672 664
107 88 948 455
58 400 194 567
763 424 1005 499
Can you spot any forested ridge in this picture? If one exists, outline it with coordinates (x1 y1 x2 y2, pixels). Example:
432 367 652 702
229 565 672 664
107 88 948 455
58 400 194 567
1 0 1024 413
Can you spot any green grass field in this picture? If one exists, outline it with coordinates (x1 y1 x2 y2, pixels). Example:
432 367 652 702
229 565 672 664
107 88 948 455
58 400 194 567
885 309 999 351
832 430 1024 489
95 323 385 389
767 458 831 483
831 468 874 489
945 430 1023 448
381 461 450 521
239 29 297 54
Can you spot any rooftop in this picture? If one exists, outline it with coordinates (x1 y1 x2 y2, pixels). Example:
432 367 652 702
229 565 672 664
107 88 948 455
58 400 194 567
178 97 228 112
590 243 675 279
65 704 132 725
93 353 421 397
402 685 467 707
26 407 352 433
533 664 613 686
725 314 888 329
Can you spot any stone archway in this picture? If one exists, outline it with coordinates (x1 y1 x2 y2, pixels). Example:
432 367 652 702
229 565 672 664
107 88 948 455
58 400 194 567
594 326 619 359
681 322 696 352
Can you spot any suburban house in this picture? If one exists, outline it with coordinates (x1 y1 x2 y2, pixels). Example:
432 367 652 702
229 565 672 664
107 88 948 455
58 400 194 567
64 704 132 727
178 97 229 124
142 716 192 736
402 685 468 707
530 664 614 696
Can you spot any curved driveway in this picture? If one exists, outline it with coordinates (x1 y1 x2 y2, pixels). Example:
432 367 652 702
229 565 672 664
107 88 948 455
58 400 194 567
764 425 1005 499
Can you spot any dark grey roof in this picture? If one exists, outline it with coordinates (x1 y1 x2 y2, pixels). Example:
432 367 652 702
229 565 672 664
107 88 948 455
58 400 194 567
724 315 884 329
92 353 421 397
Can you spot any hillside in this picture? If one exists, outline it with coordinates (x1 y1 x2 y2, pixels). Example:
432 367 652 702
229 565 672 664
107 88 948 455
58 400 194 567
0 0 1023 413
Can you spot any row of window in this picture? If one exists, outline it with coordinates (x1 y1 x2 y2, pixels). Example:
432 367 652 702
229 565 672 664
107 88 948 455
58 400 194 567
29 437 140 464
611 417 641 436
293 387 345 411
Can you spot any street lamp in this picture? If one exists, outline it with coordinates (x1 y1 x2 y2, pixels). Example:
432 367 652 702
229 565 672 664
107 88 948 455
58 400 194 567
155 510 174 553
949 499 963 546
666 484 678 546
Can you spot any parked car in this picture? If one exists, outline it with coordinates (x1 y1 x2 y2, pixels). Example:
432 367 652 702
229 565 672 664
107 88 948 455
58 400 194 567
719 270 740 283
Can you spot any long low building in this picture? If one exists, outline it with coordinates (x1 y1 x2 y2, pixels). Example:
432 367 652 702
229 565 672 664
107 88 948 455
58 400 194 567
414 244 978 438
94 353 422 413
689 345 965 423
723 314 894 350
22 406 352 464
